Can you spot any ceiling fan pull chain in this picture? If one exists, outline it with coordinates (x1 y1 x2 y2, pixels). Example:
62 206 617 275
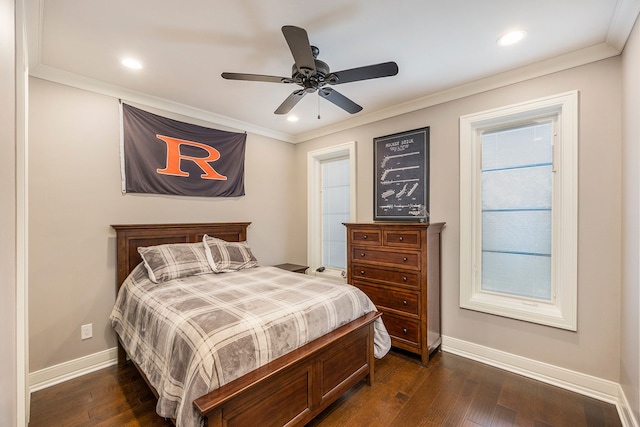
318 94 321 120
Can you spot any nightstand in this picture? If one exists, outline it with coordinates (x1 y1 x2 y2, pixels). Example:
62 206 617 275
273 263 309 274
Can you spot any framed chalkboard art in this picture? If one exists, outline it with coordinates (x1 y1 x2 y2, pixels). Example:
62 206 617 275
374 127 429 221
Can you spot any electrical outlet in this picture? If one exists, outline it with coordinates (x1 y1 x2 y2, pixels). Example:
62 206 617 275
81 323 93 340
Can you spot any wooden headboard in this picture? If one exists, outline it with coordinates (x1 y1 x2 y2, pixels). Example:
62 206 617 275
110 222 250 290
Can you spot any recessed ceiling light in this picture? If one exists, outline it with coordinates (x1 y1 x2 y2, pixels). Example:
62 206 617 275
287 115 299 122
497 30 527 46
121 58 143 70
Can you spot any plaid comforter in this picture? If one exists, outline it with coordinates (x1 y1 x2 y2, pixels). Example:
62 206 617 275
110 265 390 427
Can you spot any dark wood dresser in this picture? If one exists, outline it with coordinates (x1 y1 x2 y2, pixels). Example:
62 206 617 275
345 222 444 365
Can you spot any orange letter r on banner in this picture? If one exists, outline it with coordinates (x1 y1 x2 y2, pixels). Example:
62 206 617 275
155 135 227 180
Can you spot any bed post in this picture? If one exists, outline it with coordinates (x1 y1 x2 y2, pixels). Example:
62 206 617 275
117 342 127 366
367 319 376 386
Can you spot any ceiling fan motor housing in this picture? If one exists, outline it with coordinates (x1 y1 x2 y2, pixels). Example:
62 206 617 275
291 56 331 93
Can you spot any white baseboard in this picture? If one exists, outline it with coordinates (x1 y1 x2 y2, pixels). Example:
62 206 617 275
442 336 638 427
26 341 640 427
29 347 118 393
618 384 640 427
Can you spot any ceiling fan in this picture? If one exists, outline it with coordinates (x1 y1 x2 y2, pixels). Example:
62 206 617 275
221 25 399 115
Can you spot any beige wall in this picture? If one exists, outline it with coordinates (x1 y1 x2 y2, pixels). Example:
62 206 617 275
28 78 300 372
1 0 17 424
621 15 640 423
294 58 623 381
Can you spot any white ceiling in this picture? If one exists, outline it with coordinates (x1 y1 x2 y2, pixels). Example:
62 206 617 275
26 0 640 143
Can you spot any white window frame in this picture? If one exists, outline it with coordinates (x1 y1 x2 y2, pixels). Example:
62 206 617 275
307 142 357 281
459 91 578 330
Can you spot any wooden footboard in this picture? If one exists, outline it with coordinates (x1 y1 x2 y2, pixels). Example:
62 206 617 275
194 311 380 427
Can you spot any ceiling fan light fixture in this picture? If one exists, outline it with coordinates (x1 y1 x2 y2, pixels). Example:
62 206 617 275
287 115 299 122
497 30 527 46
121 58 143 70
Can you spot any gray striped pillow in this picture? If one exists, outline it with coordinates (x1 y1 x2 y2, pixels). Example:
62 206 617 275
138 242 213 283
203 235 258 273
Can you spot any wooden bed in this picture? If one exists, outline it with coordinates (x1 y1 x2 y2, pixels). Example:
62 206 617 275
111 222 381 427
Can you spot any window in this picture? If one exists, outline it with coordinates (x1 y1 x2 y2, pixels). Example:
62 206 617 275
308 142 356 280
321 157 350 270
481 121 553 300
459 91 578 330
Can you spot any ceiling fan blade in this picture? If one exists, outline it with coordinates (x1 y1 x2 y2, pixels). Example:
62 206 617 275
275 89 307 115
221 72 295 84
328 61 399 85
318 87 363 114
281 26 316 76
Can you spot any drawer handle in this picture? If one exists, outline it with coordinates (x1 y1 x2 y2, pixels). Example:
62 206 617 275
402 277 408 282
403 300 408 306
360 253 366 257
403 257 408 262
403 328 407 334
363 235 368 239
399 236 404 241
360 270 365 275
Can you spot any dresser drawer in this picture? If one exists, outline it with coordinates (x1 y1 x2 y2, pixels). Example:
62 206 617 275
351 247 420 269
351 265 420 289
354 283 419 316
383 229 422 249
349 228 381 245
381 312 420 346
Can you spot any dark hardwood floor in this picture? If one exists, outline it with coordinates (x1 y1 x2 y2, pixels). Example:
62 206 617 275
29 349 622 427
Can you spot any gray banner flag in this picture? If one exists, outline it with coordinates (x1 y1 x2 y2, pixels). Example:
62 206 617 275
121 103 246 197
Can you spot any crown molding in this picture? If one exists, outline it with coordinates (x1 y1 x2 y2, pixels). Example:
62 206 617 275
292 41 621 143
607 0 640 51
29 65 296 143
